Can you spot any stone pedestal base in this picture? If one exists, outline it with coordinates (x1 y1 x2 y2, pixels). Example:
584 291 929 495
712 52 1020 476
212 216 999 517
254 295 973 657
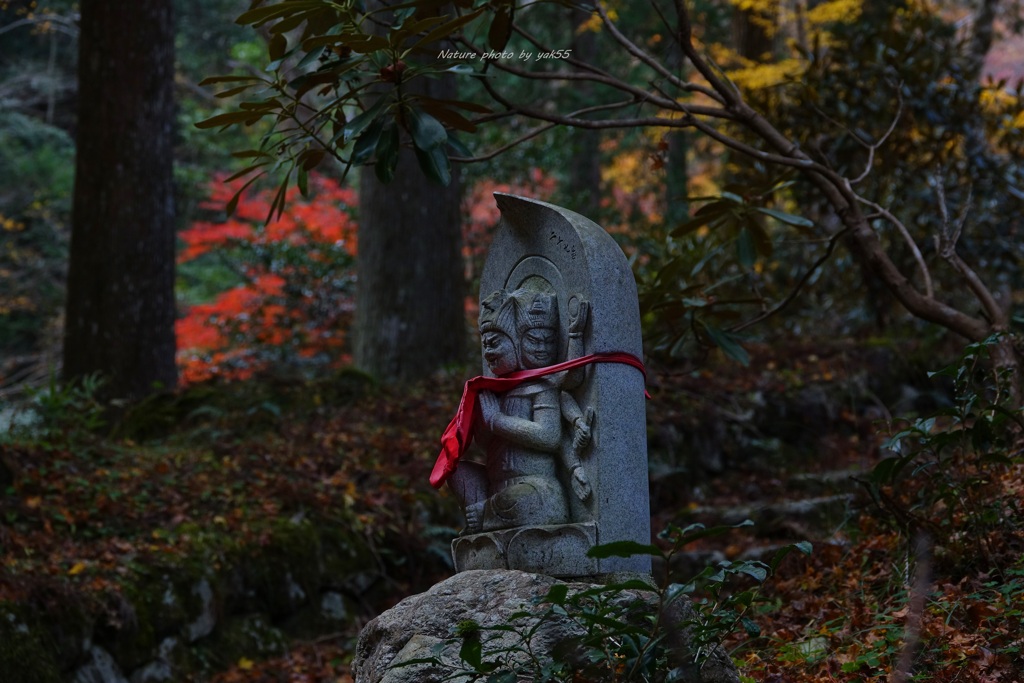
452 522 598 577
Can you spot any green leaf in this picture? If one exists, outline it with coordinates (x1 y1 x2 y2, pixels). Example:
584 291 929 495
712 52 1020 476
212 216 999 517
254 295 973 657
194 111 262 129
299 148 325 170
290 71 340 99
199 74 263 86
460 636 482 670
215 84 257 99
230 150 272 160
414 144 451 186
406 105 447 151
701 323 749 366
297 165 309 197
662 520 755 548
586 540 663 559
736 562 768 582
870 455 911 484
296 46 325 69
446 131 472 158
236 2 320 28
267 171 292 223
343 97 389 143
737 228 756 268
420 102 477 133
757 206 814 228
743 214 773 256
543 584 569 605
341 33 389 53
225 172 264 216
768 542 811 572
225 161 270 182
374 120 400 183
671 202 730 237
487 3 513 51
268 32 287 61
408 10 484 53
352 117 386 164
236 3 292 26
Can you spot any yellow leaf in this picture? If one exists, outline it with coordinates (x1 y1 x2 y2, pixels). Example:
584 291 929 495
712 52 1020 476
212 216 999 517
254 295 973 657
805 0 863 27
238 657 254 671
726 59 804 90
68 562 87 576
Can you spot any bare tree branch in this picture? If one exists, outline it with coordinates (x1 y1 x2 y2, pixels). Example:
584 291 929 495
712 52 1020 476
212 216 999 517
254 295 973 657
854 193 935 299
851 87 904 185
933 180 1005 326
732 228 851 333
453 98 641 162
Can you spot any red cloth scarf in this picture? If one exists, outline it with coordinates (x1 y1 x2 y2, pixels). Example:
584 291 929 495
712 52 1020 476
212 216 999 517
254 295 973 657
429 352 648 488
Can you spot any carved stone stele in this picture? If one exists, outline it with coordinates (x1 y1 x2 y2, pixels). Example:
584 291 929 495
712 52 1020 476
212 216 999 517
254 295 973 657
448 193 650 578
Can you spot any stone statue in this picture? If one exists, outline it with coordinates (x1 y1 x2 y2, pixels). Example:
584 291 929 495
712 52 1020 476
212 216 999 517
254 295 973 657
448 286 590 534
431 194 650 578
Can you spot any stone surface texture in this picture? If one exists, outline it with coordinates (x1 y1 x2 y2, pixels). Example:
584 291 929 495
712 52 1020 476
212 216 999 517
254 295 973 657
352 569 739 683
449 193 650 577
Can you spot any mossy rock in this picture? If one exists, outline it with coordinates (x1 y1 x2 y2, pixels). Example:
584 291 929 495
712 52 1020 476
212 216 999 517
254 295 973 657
281 590 353 639
92 571 196 672
195 613 286 673
0 606 62 683
242 518 324 619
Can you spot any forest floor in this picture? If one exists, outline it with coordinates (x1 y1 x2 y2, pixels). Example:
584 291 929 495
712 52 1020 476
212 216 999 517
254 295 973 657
1 336 1022 682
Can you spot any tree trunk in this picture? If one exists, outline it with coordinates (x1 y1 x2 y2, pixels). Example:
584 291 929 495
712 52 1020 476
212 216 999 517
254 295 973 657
732 0 777 62
565 6 601 218
63 0 177 401
354 80 464 381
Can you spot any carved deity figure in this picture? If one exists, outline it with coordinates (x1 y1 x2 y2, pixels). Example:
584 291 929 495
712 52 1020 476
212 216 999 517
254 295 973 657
448 286 592 533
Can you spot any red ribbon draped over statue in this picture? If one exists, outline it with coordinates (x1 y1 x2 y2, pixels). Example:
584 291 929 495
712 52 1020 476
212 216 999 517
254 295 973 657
429 352 649 488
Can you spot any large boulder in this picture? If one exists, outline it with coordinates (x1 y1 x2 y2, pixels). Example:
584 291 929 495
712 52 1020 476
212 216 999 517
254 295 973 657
353 569 738 683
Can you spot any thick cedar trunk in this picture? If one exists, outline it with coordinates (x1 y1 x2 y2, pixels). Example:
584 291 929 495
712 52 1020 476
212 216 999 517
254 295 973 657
354 157 464 381
732 0 777 62
565 7 601 218
665 130 689 226
63 0 177 400
354 78 464 381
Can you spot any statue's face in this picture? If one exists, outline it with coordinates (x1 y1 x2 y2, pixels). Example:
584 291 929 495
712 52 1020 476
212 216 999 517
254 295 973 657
481 330 518 376
521 327 557 369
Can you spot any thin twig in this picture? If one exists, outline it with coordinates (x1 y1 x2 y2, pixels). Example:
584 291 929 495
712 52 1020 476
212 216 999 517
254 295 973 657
854 194 934 298
452 98 639 163
593 3 723 103
932 179 1004 324
851 86 904 184
732 227 850 333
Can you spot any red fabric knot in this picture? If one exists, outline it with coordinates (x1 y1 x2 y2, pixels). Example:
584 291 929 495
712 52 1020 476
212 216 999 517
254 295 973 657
429 352 649 488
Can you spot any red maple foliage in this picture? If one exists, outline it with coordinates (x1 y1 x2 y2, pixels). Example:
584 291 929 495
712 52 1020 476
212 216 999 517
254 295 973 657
176 174 358 385
175 169 556 386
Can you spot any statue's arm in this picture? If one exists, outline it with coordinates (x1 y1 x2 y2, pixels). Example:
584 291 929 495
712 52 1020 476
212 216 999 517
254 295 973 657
563 300 589 390
479 389 561 452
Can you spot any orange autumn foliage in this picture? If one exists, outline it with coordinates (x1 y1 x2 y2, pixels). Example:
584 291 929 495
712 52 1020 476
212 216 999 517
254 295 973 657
176 169 556 386
176 174 357 385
